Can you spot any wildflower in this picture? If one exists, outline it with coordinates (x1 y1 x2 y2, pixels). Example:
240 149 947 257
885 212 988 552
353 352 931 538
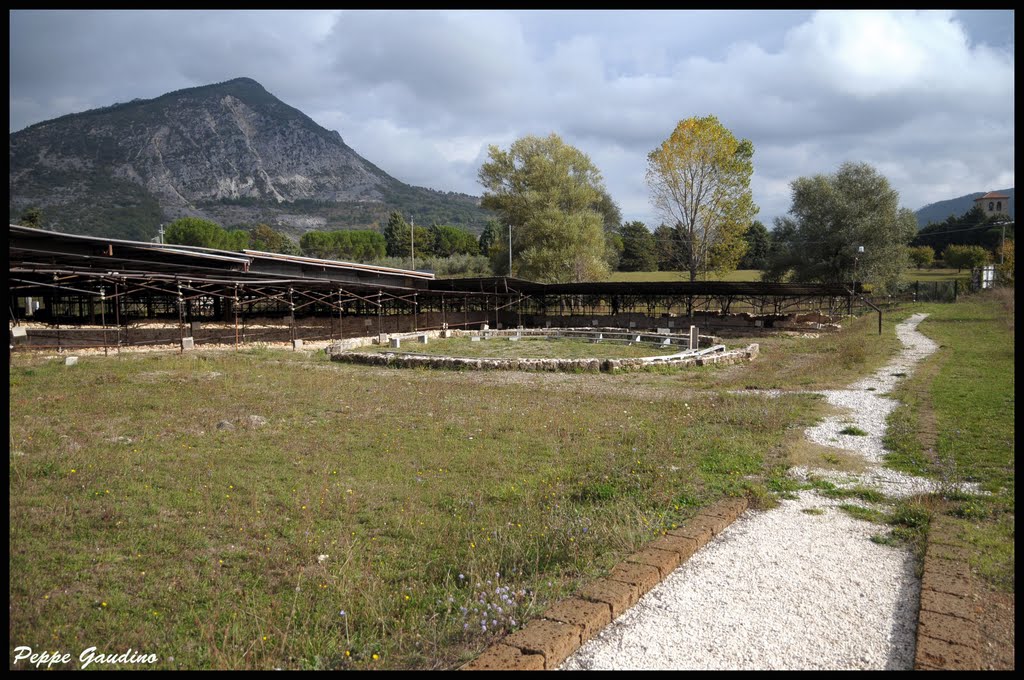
339 610 346 617
371 654 379 661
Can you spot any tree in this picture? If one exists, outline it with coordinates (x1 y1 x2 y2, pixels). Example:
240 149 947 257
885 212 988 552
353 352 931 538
618 221 658 272
764 162 918 293
738 220 770 270
652 224 677 271
429 224 479 258
382 211 410 258
19 206 42 228
165 217 248 251
907 245 935 269
996 239 1014 283
479 219 502 256
645 115 757 281
942 244 990 272
914 206 1012 254
249 224 299 255
478 133 609 282
595 188 624 270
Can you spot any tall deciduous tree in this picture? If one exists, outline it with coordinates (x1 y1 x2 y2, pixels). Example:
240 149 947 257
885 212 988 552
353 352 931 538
645 115 757 281
907 245 935 269
764 162 918 293
478 133 609 282
942 244 990 272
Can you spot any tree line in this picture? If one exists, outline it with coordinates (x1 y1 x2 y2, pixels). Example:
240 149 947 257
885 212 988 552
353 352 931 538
20 114 1013 288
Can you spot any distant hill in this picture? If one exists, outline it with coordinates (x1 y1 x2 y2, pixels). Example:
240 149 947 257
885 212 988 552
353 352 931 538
915 188 1014 227
9 77 494 241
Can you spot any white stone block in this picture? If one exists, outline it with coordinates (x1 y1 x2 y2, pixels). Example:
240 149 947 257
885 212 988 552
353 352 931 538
64 356 78 366
181 336 194 350
390 337 401 348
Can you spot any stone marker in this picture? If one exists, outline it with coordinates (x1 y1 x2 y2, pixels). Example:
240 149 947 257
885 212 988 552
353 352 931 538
629 321 636 328
64 356 78 366
662 337 671 346
470 336 481 342
390 337 401 348
11 326 27 338
592 319 598 326
181 336 194 350
689 325 698 350
509 336 520 342
418 334 428 344
657 327 670 335
190 321 202 334
292 338 304 350
496 323 503 330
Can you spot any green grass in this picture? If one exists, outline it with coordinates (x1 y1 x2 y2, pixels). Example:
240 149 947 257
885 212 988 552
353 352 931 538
9 346 830 670
839 426 869 436
353 336 682 360
11 289 1008 669
606 268 970 284
882 289 1014 591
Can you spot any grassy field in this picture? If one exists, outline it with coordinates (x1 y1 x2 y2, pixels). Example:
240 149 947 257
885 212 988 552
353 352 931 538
5 310 960 670
355 336 682 359
607 268 971 284
883 288 1015 592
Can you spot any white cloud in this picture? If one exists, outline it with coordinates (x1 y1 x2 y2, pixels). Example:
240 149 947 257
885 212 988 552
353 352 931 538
8 9 1015 227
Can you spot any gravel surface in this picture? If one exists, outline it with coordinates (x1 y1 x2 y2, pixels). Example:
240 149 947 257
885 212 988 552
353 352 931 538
561 313 944 670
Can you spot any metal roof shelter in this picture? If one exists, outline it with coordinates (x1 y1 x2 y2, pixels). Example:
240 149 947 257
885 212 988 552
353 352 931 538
9 224 856 345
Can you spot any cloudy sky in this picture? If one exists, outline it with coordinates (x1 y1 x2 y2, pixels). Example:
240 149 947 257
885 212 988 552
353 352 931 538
9 9 1015 227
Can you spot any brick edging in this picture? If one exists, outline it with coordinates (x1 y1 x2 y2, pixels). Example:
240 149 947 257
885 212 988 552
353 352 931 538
913 515 983 670
460 497 749 670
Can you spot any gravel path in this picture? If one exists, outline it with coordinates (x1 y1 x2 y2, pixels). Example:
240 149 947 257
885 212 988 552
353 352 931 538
561 313 942 670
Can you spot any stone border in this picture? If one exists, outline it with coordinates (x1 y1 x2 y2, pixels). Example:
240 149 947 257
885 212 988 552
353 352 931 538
460 497 748 670
329 344 759 373
914 515 983 670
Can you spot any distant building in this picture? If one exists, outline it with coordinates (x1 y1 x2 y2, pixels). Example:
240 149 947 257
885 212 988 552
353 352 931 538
974 191 1010 218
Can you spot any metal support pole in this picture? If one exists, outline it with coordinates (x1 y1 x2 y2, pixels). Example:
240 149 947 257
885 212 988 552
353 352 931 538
177 283 185 354
100 287 108 357
289 288 296 344
113 280 121 354
234 285 240 349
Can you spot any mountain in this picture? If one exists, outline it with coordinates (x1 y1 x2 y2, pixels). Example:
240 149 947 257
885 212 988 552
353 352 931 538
915 188 1015 227
9 77 493 241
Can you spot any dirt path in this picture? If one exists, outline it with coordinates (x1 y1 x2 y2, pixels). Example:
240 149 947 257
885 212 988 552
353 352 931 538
561 313 947 670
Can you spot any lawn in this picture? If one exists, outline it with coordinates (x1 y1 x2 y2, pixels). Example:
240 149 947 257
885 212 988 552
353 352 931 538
883 288 1015 592
606 268 971 284
354 336 683 359
5 310 931 670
